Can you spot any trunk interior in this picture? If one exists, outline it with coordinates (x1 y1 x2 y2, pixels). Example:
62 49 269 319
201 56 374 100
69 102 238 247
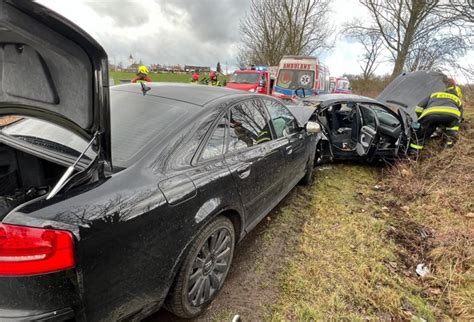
0 143 66 218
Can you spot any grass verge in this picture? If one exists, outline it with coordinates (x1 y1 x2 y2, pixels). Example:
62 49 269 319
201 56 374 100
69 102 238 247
269 107 473 320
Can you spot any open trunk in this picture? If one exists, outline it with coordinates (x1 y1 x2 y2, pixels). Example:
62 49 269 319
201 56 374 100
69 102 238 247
0 143 67 219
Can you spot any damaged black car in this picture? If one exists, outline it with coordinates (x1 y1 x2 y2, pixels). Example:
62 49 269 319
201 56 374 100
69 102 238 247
288 71 448 163
0 0 320 320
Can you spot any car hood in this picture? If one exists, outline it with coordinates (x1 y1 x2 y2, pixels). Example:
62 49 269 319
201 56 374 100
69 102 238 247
0 0 111 164
286 103 317 126
377 71 447 120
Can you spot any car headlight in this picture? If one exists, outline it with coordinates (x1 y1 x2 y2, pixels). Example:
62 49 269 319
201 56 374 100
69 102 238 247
248 88 256 92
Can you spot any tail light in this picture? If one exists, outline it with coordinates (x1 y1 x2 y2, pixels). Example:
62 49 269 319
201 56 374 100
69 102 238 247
0 224 75 276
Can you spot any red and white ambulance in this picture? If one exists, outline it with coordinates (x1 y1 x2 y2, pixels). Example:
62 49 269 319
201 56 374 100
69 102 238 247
329 76 352 94
272 56 330 99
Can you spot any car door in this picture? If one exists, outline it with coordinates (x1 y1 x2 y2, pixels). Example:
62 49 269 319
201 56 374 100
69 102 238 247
224 98 287 231
355 104 380 157
261 97 309 185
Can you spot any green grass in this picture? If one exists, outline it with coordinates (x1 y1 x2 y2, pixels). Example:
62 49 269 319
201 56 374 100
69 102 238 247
109 71 228 85
110 71 192 84
268 165 435 320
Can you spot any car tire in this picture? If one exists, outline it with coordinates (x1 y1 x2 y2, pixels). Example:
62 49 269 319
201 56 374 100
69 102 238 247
166 216 235 318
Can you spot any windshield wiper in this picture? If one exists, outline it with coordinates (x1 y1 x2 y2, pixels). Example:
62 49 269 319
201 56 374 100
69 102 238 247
47 132 99 200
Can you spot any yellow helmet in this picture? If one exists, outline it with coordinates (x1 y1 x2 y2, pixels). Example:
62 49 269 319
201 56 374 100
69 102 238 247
138 65 149 75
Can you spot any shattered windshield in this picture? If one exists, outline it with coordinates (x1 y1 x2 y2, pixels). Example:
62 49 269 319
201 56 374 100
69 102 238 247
229 72 259 84
277 69 314 89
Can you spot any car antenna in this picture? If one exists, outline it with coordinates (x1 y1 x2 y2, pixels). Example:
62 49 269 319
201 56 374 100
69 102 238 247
46 131 99 200
140 82 151 96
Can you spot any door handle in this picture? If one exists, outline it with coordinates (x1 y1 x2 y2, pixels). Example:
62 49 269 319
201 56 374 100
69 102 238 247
236 164 251 179
286 146 293 155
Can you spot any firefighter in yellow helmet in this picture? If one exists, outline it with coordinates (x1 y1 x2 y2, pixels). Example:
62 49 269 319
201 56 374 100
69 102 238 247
132 65 152 83
411 78 463 150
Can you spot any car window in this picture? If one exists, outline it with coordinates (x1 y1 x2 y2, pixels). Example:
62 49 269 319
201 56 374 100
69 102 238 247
201 115 226 160
228 100 272 151
262 98 300 138
370 105 401 128
359 105 377 129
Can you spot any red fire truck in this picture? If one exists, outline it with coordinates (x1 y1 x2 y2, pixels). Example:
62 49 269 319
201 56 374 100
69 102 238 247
226 67 272 95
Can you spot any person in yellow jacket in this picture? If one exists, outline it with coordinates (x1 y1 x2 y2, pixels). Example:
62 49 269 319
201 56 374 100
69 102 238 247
411 79 463 150
132 65 152 83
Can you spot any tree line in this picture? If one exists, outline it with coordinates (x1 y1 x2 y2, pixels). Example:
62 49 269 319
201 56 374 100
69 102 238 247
239 0 473 81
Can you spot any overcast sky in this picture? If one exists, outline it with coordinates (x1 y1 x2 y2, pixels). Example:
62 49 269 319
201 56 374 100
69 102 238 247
37 0 472 82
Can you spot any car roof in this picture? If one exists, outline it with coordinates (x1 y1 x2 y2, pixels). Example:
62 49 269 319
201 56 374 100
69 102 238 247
303 94 381 106
111 83 246 106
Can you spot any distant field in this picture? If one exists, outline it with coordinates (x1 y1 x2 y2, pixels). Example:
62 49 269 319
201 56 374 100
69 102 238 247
110 72 192 85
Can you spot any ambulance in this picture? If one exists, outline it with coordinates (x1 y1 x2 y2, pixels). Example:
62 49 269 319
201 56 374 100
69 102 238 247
329 76 352 94
273 56 330 99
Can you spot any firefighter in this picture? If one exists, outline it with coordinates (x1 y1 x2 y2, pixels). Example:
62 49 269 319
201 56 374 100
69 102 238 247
411 80 463 150
191 72 200 83
131 65 152 83
208 71 221 86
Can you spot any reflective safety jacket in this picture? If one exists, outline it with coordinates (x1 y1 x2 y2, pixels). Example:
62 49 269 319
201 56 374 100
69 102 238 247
415 87 463 120
208 80 221 87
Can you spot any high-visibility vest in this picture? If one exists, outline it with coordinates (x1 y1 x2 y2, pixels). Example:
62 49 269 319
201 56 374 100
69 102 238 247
417 90 462 119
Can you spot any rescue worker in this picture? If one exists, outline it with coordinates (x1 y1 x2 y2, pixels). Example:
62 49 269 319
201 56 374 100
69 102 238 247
208 71 221 86
131 65 152 83
191 72 200 83
411 79 463 150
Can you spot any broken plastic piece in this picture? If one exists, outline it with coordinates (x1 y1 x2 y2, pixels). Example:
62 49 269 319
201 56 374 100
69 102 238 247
416 263 429 277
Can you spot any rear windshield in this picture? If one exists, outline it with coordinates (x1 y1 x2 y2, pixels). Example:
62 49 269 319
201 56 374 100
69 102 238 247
110 90 200 167
229 72 259 84
0 91 201 169
0 117 96 160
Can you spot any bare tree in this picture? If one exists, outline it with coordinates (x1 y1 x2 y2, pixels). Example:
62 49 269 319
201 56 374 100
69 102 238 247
405 33 468 71
239 0 333 66
356 0 473 79
344 23 384 80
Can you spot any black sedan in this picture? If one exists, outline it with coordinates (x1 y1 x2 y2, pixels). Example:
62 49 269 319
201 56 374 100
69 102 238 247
288 71 448 163
0 1 320 320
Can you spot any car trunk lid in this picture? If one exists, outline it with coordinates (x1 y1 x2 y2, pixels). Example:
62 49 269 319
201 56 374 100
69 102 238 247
0 0 111 165
377 71 447 120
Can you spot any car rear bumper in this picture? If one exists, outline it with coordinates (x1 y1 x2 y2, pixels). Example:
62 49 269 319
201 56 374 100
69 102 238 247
0 270 81 321
0 307 74 321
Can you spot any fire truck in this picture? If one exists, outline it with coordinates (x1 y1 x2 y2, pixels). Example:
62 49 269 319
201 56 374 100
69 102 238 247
329 76 352 94
226 66 272 95
272 55 330 99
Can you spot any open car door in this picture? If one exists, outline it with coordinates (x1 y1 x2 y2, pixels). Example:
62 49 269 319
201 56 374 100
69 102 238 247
355 104 379 157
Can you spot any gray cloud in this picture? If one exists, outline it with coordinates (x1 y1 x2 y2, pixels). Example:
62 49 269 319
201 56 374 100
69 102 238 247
85 1 150 27
160 0 250 44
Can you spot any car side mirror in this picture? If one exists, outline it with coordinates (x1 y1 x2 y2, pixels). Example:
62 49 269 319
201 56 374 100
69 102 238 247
306 121 321 134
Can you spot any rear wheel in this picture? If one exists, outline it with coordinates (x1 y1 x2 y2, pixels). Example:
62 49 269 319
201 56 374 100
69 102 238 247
166 216 235 318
